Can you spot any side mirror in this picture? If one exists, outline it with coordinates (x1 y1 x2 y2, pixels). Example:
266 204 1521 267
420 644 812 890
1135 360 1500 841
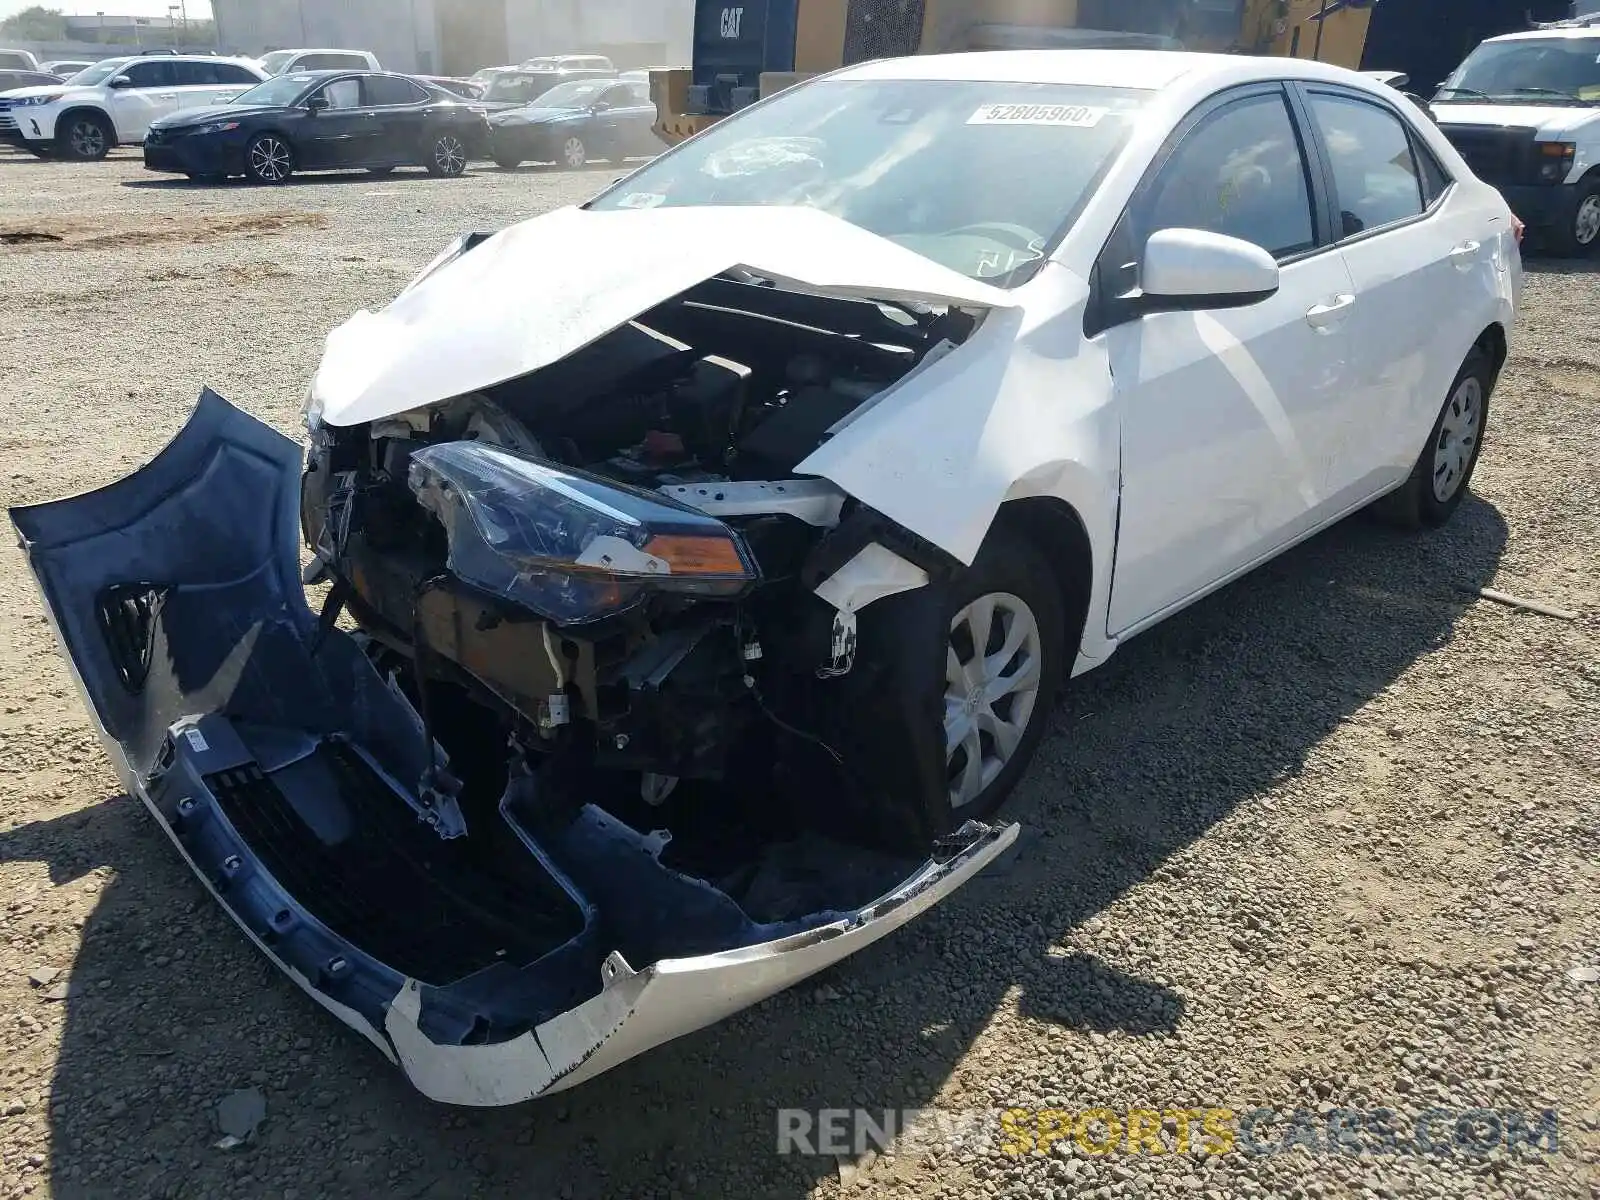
305 94 329 114
590 100 611 112
1135 228 1280 314
109 75 133 89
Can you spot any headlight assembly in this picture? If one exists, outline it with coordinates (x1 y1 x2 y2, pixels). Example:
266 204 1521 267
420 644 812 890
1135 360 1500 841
408 442 759 624
195 120 241 135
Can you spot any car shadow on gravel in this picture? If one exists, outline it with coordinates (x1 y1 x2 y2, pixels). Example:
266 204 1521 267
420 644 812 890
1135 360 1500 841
1522 254 1600 275
120 171 478 191
3 496 1507 1199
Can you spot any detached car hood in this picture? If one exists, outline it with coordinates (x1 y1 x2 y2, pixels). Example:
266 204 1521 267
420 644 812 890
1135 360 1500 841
1431 101 1600 136
313 203 1015 428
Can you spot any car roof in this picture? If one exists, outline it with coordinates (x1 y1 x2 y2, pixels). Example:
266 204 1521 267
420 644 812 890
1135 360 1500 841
1486 25 1600 42
270 48 373 55
833 48 1387 91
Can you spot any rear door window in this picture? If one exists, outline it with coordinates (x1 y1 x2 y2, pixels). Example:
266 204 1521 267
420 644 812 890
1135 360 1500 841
1306 92 1427 238
363 75 428 106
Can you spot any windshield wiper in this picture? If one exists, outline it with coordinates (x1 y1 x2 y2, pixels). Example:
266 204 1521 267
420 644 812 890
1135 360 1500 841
1434 86 1493 101
1512 86 1585 102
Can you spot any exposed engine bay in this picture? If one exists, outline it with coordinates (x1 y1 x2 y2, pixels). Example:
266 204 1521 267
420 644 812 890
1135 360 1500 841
302 269 983 875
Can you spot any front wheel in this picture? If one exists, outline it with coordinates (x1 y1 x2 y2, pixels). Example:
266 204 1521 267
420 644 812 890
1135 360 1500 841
425 133 467 177
56 112 112 161
1547 179 1600 257
245 134 293 184
1372 347 1493 530
560 134 588 170
942 530 1065 819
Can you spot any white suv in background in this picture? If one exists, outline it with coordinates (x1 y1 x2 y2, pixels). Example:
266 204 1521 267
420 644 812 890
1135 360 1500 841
0 54 267 161
256 49 380 75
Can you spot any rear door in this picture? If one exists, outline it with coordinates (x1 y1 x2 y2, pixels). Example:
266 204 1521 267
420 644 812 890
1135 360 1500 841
209 60 264 104
1297 83 1503 499
109 59 177 140
360 74 432 164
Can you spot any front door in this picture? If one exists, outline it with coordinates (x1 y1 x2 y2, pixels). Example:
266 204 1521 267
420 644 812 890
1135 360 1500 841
297 76 369 169
109 59 177 141
1101 85 1359 635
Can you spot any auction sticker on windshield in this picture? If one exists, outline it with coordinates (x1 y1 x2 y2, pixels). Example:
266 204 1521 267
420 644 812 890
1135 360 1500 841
967 103 1108 127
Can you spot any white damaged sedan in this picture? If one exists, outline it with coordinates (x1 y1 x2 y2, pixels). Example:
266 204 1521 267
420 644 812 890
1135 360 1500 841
11 50 1518 1105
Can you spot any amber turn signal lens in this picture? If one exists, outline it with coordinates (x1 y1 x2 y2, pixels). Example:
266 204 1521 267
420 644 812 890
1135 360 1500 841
641 534 749 576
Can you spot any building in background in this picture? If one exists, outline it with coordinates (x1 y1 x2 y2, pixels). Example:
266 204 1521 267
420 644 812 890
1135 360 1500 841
211 0 692 75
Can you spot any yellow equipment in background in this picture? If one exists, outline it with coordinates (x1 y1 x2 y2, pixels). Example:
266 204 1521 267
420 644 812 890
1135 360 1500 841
651 0 1377 145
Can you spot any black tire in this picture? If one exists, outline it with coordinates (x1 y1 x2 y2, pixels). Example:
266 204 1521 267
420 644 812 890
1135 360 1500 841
493 155 521 171
939 527 1066 821
1372 347 1493 531
1545 177 1600 257
55 111 112 161
558 133 588 170
244 133 293 184
425 132 468 177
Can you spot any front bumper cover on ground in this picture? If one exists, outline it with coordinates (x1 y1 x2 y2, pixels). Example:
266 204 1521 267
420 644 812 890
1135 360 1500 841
8 390 1019 1105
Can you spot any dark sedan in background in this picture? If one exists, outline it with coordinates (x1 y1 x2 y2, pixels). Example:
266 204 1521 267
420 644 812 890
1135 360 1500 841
142 70 489 184
488 77 659 170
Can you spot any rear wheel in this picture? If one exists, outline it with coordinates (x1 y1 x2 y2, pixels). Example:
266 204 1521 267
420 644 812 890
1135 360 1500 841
245 134 293 184
56 111 112 161
425 133 467 177
941 530 1065 819
1372 347 1492 530
493 155 522 171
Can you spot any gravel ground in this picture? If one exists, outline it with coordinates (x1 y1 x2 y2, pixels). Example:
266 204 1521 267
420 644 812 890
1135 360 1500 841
0 149 1596 1200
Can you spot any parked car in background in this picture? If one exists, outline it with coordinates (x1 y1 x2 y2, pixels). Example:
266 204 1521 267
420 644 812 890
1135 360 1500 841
10 49 1520 1106
489 76 657 169
469 65 514 88
257 49 380 76
418 75 483 101
475 65 614 113
1431 22 1600 255
42 60 94 77
0 69 62 94
143 70 488 183
521 54 615 73
0 54 266 160
0 48 41 72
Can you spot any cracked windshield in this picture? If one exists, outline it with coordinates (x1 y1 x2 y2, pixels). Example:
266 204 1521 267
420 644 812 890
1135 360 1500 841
587 77 1149 285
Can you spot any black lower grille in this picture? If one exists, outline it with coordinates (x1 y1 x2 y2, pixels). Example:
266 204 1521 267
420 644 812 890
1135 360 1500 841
842 0 926 65
1439 124 1540 188
206 743 583 986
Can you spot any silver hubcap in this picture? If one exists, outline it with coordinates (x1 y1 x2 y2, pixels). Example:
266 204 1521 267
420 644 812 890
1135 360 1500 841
564 137 585 168
944 592 1042 810
250 137 289 181
1433 376 1483 503
434 136 464 173
1577 196 1600 245
70 121 104 157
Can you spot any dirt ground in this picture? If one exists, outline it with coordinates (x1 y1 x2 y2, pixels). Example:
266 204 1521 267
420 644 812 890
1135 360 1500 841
0 150 1596 1200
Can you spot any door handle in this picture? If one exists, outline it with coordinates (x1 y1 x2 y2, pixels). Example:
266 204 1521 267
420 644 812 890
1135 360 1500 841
1449 240 1482 269
1305 294 1355 331
157 93 177 101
